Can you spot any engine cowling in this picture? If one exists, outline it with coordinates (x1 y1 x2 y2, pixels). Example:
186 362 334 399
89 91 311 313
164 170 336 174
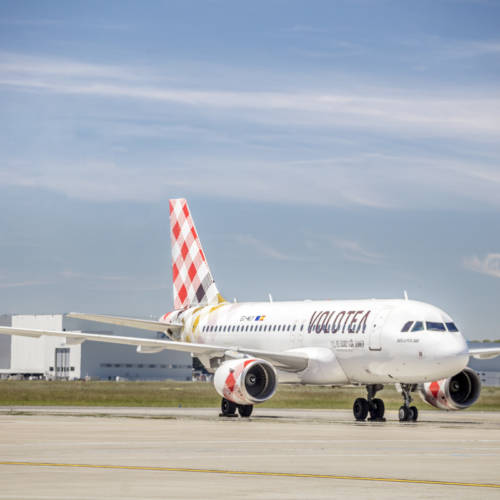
213 358 277 405
418 367 481 410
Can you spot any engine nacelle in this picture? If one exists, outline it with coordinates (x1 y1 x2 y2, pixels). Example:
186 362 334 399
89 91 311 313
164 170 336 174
418 367 481 410
213 358 277 405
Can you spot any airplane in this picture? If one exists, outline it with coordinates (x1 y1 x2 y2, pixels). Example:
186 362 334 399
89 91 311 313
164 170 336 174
1 198 500 422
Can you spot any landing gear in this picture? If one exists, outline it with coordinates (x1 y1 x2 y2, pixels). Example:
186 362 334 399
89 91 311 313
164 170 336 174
353 397 369 421
398 384 418 422
220 398 237 417
352 384 386 422
220 398 253 418
238 404 253 418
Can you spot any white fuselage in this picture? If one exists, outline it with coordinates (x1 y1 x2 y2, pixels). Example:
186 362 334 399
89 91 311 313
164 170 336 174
166 298 469 385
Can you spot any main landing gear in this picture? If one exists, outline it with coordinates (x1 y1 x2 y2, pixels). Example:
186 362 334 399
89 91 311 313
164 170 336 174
353 384 386 422
220 398 253 418
398 384 418 422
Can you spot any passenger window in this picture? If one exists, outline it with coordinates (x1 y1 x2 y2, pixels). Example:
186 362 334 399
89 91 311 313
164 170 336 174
426 322 446 332
411 321 424 332
446 322 459 332
401 321 413 332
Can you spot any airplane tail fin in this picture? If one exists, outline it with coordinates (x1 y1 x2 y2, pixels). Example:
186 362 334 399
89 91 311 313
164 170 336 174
169 198 225 310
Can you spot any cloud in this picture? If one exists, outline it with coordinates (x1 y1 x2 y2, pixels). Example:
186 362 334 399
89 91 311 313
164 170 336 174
60 270 130 282
0 280 54 289
1 53 500 211
463 253 500 279
331 239 382 264
443 40 500 59
233 234 299 261
0 52 499 139
2 152 500 210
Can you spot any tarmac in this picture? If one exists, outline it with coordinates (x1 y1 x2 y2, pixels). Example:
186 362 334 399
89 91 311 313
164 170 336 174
0 407 499 499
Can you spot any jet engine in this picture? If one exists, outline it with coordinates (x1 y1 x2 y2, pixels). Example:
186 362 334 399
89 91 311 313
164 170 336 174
213 358 277 405
418 367 481 410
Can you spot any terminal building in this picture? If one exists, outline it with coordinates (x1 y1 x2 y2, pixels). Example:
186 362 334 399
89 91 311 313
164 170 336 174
0 314 192 381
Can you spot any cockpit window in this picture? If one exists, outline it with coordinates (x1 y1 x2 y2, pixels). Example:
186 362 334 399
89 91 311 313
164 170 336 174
411 321 424 332
426 321 446 332
401 321 413 332
446 322 459 332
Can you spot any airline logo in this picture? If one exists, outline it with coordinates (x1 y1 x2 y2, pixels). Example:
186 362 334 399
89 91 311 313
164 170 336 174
169 198 224 310
255 315 266 321
308 310 371 334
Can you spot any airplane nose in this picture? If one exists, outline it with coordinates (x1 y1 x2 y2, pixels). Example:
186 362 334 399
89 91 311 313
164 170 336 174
429 334 469 375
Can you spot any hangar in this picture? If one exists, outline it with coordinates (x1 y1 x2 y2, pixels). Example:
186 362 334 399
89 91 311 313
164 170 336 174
0 314 192 381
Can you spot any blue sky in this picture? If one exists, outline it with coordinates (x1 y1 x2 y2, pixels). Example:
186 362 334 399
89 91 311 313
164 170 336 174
0 0 499 340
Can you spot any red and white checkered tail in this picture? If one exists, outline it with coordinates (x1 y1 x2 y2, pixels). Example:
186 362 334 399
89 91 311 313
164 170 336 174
169 198 225 310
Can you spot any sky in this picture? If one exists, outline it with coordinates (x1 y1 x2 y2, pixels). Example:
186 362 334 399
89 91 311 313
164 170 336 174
0 0 499 340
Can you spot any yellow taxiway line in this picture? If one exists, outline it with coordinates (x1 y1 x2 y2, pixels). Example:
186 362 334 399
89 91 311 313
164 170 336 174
0 461 499 489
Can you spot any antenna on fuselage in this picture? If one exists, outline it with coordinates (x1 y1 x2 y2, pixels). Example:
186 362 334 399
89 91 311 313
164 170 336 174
403 290 409 301
268 293 273 303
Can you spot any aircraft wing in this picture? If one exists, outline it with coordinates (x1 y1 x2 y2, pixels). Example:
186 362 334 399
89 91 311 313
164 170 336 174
0 327 308 371
468 346 500 360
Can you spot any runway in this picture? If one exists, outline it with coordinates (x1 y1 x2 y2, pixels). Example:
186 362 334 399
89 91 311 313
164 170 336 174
1 408 499 499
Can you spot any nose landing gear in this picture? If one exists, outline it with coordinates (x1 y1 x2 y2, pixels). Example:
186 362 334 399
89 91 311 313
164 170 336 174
398 384 418 422
352 384 386 421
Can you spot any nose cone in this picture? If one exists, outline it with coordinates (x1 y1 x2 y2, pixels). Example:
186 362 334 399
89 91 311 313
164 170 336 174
427 333 469 378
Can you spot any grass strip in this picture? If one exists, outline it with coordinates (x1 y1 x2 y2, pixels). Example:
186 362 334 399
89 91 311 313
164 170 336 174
1 380 500 410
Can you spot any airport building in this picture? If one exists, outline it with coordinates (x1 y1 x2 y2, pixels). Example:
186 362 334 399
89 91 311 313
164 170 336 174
0 314 192 381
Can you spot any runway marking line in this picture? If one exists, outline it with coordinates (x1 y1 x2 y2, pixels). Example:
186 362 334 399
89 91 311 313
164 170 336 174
0 461 499 489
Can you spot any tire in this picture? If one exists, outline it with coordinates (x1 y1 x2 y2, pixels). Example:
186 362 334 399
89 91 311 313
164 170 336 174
370 398 385 420
409 406 418 422
238 404 253 418
353 398 369 421
221 398 237 416
398 405 410 422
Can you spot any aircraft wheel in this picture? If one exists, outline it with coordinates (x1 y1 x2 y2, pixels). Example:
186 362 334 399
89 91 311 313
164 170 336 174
353 397 369 421
369 398 385 420
409 406 418 422
238 404 253 418
398 405 410 422
221 398 237 416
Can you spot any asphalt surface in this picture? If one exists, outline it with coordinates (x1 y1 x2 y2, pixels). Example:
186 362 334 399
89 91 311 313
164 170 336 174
0 407 499 499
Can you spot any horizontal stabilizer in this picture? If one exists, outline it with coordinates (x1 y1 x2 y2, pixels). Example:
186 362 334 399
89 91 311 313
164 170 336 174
66 312 181 336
